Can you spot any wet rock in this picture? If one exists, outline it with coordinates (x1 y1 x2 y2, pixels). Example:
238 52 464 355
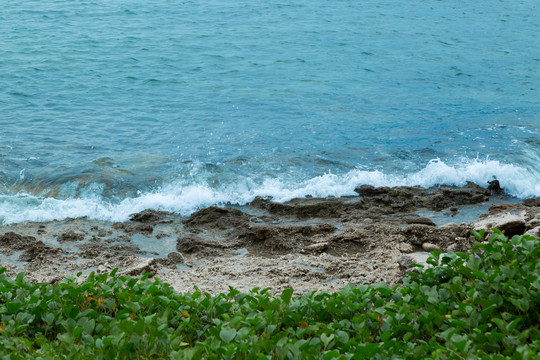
167 252 185 264
523 197 540 207
113 222 154 235
58 230 84 242
488 180 504 194
78 242 145 259
176 235 225 255
422 242 441 252
0 232 37 251
184 207 249 230
18 241 59 262
250 197 347 218
404 217 436 226
129 209 170 223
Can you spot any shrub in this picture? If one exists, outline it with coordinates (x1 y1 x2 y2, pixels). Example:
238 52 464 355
0 229 538 359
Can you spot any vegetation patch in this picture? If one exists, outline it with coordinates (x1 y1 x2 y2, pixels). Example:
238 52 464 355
0 229 538 359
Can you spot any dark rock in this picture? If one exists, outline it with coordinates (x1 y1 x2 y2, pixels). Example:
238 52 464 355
498 220 526 238
18 241 58 262
184 207 249 230
354 185 393 196
176 235 225 255
58 230 84 242
488 180 504 194
129 209 170 223
243 223 337 252
0 232 36 251
404 217 436 226
523 197 540 207
113 222 154 235
403 223 466 247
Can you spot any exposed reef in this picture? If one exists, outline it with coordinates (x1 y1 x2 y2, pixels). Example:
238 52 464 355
0 184 538 294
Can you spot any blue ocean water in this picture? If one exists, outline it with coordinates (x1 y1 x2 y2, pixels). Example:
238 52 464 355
1 0 539 224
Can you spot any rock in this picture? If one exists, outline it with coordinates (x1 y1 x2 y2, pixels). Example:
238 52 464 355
523 197 540 207
18 241 59 262
422 242 441 252
167 252 185 264
120 257 157 276
398 252 431 272
472 211 527 237
446 243 459 252
184 207 249 230
113 222 154 235
488 180 504 194
354 185 391 196
404 217 436 226
0 232 36 251
58 230 84 242
176 235 225 255
402 224 461 246
129 209 170 223
303 242 329 253
525 226 540 238
244 223 336 252
398 242 414 253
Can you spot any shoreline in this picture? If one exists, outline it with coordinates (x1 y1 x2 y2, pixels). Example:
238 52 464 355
1 183 538 294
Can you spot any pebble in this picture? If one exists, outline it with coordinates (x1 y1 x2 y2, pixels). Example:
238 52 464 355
422 242 441 252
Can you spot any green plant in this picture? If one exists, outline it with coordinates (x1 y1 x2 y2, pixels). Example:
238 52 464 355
0 230 538 359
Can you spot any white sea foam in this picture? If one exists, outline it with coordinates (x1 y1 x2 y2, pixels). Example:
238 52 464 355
0 159 538 225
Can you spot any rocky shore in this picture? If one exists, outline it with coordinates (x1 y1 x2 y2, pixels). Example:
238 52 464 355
1 183 538 294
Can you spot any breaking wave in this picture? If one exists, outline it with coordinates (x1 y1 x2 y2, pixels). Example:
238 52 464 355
0 158 538 225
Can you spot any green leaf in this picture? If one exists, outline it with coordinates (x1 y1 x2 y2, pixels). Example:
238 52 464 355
480 304 498 319
219 327 237 343
280 288 294 305
356 343 379 358
507 318 521 332
336 330 350 344
323 350 341 359
57 332 73 344
42 312 55 325
79 318 95 335
73 326 84 338
321 333 335 347
471 230 485 241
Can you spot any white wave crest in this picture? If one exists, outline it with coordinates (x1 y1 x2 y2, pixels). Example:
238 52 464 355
0 158 538 225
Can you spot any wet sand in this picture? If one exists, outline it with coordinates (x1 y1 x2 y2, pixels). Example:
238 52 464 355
1 183 538 294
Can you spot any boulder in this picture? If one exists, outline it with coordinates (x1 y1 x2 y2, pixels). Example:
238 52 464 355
472 211 527 237
398 252 432 272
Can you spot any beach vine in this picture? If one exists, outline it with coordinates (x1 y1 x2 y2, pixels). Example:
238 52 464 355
0 229 538 359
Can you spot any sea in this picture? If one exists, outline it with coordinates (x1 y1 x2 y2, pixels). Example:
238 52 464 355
1 0 539 225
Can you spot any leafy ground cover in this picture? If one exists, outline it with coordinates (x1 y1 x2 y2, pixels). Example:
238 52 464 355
0 229 538 359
